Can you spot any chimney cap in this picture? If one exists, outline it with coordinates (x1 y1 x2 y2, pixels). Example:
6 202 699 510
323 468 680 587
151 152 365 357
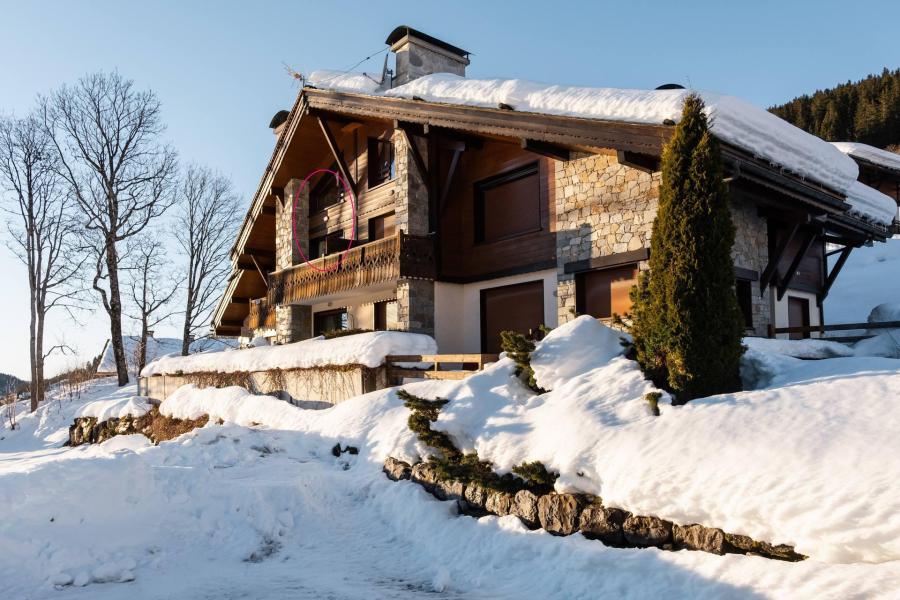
269 110 290 129
385 25 469 59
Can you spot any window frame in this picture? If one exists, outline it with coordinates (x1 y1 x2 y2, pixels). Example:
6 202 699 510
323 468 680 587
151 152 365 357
367 137 395 189
473 162 542 245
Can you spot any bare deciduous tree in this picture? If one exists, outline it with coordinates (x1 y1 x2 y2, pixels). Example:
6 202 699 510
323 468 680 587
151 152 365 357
175 165 240 355
0 113 82 411
43 71 177 386
125 233 179 374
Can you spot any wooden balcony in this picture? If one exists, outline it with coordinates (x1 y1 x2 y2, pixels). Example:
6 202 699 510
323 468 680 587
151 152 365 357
269 231 435 306
245 298 277 331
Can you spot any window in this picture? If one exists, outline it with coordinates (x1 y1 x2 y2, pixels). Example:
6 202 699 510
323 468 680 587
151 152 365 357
576 264 638 319
309 236 326 260
309 165 344 213
368 138 395 188
474 163 541 244
314 309 347 336
735 278 754 329
368 212 396 241
308 232 344 259
374 300 398 331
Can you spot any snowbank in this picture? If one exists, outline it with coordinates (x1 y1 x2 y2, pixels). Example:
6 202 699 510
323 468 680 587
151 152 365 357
743 336 853 359
141 331 437 377
97 336 236 375
76 396 152 421
6 321 900 597
530 316 628 391
832 141 900 173
308 71 861 200
826 239 900 323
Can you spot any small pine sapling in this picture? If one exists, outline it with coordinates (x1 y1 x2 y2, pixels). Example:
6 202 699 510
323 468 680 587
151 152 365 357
500 330 546 393
512 461 558 493
644 392 662 416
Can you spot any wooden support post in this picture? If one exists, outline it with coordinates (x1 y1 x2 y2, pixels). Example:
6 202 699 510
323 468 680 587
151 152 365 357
316 114 357 202
819 245 853 302
776 230 817 301
760 222 799 295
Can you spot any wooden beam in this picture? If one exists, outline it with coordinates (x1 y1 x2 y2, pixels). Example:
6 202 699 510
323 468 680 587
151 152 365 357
243 248 275 260
393 119 428 136
309 89 673 155
316 114 357 200
776 229 817 301
819 245 853 302
261 205 276 217
231 296 251 305
250 255 269 289
399 125 429 181
617 150 659 173
760 222 799 295
522 138 570 161
439 149 461 214
220 319 244 328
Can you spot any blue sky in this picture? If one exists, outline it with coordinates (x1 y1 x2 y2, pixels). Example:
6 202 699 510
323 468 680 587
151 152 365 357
0 0 897 379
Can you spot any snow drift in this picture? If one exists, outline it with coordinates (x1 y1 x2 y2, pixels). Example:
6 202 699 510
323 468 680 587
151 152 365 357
141 331 437 377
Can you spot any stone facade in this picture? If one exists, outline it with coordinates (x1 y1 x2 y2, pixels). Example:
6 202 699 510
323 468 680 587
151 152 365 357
275 304 311 344
730 199 771 336
554 152 660 326
552 150 773 336
396 278 435 337
392 130 430 236
276 178 309 271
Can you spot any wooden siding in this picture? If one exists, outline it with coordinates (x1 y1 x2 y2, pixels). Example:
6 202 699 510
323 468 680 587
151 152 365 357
439 138 556 281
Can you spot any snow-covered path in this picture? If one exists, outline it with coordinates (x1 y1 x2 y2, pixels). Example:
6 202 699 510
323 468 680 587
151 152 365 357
4 417 899 600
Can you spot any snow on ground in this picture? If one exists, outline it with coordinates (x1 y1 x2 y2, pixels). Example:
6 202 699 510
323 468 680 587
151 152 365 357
826 238 900 324
141 331 437 376
308 71 867 208
97 336 236 376
3 320 900 598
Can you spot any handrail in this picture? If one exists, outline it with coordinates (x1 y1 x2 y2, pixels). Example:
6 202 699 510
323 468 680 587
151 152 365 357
768 321 900 337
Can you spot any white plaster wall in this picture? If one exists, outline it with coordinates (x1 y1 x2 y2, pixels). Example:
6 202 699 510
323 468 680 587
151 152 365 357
434 269 558 353
310 287 398 331
773 289 823 339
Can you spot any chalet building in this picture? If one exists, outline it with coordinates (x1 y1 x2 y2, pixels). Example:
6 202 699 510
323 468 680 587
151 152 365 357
213 26 897 350
831 142 900 219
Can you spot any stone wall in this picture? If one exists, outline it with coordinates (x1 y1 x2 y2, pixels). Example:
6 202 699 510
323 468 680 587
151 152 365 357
396 278 435 337
275 304 311 344
276 178 309 271
730 199 772 336
384 457 805 561
554 152 660 326
392 130 430 236
552 150 773 335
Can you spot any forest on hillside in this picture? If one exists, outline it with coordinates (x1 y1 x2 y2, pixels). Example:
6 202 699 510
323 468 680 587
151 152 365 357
770 68 900 150
0 373 26 394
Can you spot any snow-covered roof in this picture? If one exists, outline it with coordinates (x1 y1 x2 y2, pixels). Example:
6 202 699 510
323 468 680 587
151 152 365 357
844 180 898 225
141 331 436 377
831 142 900 174
308 71 861 197
97 336 237 374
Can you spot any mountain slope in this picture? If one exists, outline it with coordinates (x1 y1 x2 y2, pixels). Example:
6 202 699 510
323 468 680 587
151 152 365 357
770 68 900 149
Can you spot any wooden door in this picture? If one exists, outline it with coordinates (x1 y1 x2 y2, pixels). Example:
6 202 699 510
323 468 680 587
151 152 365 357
480 281 544 354
788 297 810 340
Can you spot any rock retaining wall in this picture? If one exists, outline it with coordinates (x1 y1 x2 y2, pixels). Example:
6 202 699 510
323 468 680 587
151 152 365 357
384 457 805 561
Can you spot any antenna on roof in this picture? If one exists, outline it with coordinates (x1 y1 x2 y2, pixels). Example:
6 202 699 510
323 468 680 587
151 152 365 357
282 62 304 86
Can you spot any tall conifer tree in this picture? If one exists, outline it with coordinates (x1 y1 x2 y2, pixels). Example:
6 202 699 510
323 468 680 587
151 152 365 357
630 94 744 403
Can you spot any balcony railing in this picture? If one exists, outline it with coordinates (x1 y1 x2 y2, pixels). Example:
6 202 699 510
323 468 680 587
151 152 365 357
269 231 434 307
245 298 277 331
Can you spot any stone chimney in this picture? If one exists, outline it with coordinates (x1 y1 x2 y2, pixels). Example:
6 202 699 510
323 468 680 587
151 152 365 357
386 26 470 86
